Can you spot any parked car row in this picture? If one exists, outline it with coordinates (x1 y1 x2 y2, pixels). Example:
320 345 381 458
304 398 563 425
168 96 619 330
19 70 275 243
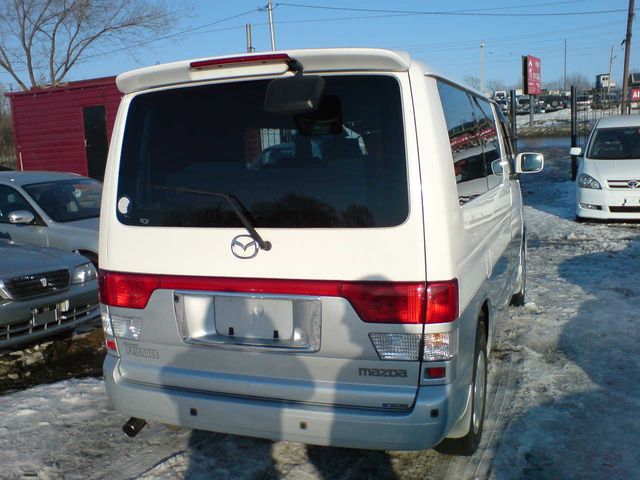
493 94 569 115
0 171 101 350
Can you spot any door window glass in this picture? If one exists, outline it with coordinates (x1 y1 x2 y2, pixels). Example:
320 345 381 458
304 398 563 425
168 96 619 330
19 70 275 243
495 109 514 174
473 98 503 189
436 81 488 204
0 185 35 224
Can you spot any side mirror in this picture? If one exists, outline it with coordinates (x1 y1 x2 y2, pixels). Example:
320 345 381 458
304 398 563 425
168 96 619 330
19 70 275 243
570 146 582 156
264 75 325 114
8 210 35 225
491 159 505 176
515 152 544 174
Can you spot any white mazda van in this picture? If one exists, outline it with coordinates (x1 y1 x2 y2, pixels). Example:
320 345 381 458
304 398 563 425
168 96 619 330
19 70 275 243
99 49 542 454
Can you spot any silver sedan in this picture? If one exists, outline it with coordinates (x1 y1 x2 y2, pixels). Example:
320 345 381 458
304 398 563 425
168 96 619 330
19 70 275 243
0 171 100 264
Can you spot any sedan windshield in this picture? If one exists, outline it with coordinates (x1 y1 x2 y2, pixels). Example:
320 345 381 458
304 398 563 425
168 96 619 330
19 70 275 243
23 179 102 222
587 127 640 159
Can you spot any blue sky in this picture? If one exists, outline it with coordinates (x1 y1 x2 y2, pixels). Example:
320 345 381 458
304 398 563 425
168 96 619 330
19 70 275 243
1 0 638 91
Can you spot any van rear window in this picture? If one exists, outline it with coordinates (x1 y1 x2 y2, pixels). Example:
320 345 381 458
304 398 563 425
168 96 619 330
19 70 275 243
117 75 408 228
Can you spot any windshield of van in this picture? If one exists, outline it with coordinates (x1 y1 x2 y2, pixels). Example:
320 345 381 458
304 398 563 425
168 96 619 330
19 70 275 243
116 75 408 228
587 127 640 159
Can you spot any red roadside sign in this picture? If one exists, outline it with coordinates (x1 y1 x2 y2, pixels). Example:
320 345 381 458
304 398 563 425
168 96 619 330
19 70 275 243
523 55 542 95
631 88 640 102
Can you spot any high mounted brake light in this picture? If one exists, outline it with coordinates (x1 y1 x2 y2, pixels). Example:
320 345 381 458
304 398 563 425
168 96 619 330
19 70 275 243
99 271 458 324
189 53 292 70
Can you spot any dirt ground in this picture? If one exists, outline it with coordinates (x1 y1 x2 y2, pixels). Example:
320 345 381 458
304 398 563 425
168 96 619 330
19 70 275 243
0 329 105 394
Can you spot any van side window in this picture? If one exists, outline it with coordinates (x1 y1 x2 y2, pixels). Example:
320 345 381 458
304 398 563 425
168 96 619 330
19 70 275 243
472 97 503 190
495 109 514 166
436 81 489 204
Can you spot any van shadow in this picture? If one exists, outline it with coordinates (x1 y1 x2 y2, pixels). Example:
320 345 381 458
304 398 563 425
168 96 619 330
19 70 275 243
493 237 640 479
160 275 401 479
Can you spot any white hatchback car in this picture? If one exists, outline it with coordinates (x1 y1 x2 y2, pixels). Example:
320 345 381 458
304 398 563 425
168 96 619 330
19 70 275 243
572 115 640 220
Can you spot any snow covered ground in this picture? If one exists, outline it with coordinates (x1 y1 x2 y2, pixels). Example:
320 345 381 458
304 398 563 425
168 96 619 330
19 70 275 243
516 107 571 128
1 143 639 479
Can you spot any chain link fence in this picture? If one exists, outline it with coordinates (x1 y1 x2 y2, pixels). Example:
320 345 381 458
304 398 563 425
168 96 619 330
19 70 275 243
574 90 622 147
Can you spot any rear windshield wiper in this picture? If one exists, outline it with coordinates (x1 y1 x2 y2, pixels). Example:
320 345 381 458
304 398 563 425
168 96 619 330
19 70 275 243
152 185 272 251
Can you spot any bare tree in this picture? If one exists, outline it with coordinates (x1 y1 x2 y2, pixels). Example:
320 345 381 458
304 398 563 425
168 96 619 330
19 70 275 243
565 73 592 91
462 75 480 90
0 0 176 90
485 79 507 93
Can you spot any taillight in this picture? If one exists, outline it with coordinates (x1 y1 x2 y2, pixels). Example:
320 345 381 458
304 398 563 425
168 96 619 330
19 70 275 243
190 53 291 70
98 271 458 325
343 282 426 324
425 280 458 323
99 271 159 309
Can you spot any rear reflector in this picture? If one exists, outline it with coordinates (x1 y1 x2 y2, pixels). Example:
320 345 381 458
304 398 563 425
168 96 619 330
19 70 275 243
105 338 118 354
426 367 446 379
190 53 291 70
99 271 458 324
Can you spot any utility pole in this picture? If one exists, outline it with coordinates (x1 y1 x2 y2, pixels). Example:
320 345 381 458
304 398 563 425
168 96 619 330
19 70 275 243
621 0 634 114
563 39 567 91
608 45 615 95
267 0 276 51
480 42 485 94
246 24 255 53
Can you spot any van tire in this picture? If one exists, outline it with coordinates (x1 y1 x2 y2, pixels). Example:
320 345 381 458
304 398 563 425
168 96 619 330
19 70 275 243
510 234 527 306
435 321 487 456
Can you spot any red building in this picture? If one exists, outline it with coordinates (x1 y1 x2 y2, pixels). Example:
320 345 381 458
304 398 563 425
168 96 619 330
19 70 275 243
5 76 120 181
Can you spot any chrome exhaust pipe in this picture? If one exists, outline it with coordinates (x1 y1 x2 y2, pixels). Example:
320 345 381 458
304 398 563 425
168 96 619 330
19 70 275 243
122 417 147 438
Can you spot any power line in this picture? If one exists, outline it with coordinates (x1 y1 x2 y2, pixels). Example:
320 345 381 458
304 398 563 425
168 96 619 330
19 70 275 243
391 20 626 52
277 2 631 17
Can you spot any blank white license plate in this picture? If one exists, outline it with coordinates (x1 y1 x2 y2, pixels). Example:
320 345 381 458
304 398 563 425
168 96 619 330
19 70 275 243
214 296 293 339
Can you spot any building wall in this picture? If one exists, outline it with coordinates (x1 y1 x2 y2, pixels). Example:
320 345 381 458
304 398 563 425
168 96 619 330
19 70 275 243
6 77 120 176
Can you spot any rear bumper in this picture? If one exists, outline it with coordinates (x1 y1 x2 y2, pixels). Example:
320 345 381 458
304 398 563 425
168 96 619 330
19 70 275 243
104 355 454 451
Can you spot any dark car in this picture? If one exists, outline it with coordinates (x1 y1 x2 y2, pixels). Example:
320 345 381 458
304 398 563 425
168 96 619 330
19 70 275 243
0 239 99 350
540 94 567 112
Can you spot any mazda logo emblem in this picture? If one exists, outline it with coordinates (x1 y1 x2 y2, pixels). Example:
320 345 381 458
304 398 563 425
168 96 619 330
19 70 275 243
231 235 259 259
628 180 639 189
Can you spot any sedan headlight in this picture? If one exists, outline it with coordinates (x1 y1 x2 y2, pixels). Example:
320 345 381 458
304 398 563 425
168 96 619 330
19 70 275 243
577 173 602 190
72 262 97 284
